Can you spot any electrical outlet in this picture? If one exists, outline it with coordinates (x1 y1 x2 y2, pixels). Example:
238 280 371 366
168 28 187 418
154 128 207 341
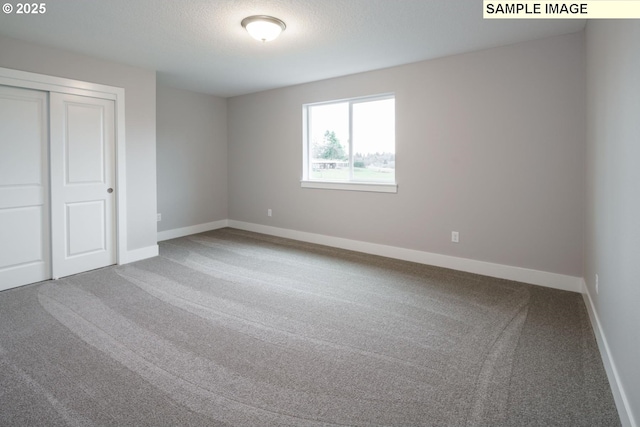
595 274 599 294
267 209 272 217
157 213 161 222
451 231 459 243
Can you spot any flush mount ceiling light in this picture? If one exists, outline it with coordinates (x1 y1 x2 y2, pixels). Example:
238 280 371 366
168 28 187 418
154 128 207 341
241 15 286 42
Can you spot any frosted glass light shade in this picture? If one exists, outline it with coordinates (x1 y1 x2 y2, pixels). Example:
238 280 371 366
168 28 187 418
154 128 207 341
241 16 286 42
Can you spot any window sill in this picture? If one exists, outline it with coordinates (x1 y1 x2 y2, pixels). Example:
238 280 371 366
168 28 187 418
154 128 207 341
300 180 398 193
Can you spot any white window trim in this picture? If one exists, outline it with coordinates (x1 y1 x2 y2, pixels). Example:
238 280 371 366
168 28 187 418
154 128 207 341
301 93 397 193
300 180 398 193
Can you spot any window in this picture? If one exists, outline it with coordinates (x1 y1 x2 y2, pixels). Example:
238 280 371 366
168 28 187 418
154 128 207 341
302 94 396 193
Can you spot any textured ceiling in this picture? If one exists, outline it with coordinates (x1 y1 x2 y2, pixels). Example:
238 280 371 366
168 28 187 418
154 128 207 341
0 0 585 97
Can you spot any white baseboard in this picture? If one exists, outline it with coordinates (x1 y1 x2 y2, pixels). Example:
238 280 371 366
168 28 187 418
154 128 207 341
121 244 159 264
226 220 583 293
581 280 636 427
157 220 229 242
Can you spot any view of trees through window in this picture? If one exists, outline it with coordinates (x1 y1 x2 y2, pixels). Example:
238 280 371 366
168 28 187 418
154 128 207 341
306 96 395 183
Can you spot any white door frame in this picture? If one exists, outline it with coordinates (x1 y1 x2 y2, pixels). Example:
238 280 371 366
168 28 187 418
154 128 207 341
0 66 127 267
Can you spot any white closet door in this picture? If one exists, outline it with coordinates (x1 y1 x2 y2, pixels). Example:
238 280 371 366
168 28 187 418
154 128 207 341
50 93 116 279
0 86 50 291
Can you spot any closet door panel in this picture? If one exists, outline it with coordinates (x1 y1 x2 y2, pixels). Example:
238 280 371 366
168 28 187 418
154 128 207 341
0 85 50 291
50 92 116 279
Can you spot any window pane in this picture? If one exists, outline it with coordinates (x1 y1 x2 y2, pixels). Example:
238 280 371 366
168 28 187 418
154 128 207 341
308 102 349 181
352 98 395 182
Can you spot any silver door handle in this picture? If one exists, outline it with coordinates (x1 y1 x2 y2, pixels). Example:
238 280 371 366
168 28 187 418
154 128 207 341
107 188 114 194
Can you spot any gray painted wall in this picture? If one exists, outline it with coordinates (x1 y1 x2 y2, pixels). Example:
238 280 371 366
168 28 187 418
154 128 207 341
228 32 585 277
585 21 640 424
156 85 228 231
0 35 157 252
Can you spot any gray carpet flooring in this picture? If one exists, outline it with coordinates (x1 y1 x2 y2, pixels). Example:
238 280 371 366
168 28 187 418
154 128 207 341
0 228 620 426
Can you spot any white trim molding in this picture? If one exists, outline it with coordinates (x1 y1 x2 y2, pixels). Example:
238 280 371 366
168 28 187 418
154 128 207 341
121 245 159 264
301 180 398 193
581 280 637 427
157 220 229 242
0 66 125 99
226 220 582 293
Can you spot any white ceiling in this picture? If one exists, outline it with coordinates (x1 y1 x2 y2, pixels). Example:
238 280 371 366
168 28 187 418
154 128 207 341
0 0 585 97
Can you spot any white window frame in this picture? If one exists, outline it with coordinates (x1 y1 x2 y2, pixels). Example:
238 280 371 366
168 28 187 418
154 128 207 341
301 94 398 193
